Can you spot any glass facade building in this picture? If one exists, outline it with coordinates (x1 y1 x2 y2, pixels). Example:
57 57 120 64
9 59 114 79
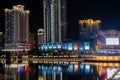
4 5 30 49
43 0 67 43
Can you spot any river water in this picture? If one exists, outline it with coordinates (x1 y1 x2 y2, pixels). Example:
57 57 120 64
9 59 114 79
0 61 120 80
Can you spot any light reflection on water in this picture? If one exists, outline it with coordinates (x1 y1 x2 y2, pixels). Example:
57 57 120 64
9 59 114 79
0 61 120 80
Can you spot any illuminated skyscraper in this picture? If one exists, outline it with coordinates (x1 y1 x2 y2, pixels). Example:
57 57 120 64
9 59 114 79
79 19 101 40
43 0 67 43
79 19 101 50
4 5 30 49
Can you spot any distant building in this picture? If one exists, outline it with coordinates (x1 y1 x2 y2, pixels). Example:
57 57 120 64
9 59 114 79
38 28 44 44
79 19 101 50
43 0 67 43
4 5 30 50
0 32 4 49
29 32 35 49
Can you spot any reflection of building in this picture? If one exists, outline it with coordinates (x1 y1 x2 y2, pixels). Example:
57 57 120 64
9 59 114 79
97 30 120 53
79 19 101 50
39 71 63 80
38 28 44 44
98 66 107 80
43 0 67 43
4 64 29 80
38 64 63 80
4 5 30 50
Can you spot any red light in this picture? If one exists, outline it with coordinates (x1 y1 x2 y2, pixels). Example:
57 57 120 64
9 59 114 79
23 66 29 71
25 66 29 71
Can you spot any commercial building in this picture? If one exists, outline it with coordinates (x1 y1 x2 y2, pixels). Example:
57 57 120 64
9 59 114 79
43 0 67 43
39 42 91 53
97 30 120 53
4 5 30 50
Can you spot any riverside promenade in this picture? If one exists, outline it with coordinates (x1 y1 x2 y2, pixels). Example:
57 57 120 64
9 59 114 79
10 54 120 63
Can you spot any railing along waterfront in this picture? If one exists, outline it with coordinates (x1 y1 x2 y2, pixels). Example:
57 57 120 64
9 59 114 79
84 54 120 62
10 54 120 62
11 55 84 62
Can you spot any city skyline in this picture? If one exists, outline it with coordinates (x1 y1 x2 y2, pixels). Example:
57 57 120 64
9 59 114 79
0 0 120 40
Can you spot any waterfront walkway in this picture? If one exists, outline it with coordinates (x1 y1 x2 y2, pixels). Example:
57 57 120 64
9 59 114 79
11 56 84 62
9 54 120 63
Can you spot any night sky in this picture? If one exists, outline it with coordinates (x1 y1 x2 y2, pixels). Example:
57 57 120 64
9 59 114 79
0 0 120 40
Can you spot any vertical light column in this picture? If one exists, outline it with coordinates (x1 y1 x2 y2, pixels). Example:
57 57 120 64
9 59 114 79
43 72 46 80
13 72 17 80
43 0 46 43
13 10 17 45
52 71 56 80
17 11 20 43
25 10 30 43
27 71 29 80
4 68 7 80
58 0 61 42
60 72 63 80
51 1 54 42
18 72 20 80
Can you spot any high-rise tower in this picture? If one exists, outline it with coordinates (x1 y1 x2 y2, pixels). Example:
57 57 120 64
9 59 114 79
79 19 101 41
43 0 67 43
4 5 30 49
79 19 101 50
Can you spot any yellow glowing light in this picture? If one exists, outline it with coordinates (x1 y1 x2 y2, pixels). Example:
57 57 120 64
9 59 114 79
79 19 101 25
103 56 107 60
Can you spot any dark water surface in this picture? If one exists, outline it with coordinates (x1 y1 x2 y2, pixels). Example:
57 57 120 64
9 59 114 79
0 61 120 80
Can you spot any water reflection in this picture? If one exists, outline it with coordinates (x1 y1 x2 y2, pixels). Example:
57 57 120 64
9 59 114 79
0 61 120 80
4 63 29 80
